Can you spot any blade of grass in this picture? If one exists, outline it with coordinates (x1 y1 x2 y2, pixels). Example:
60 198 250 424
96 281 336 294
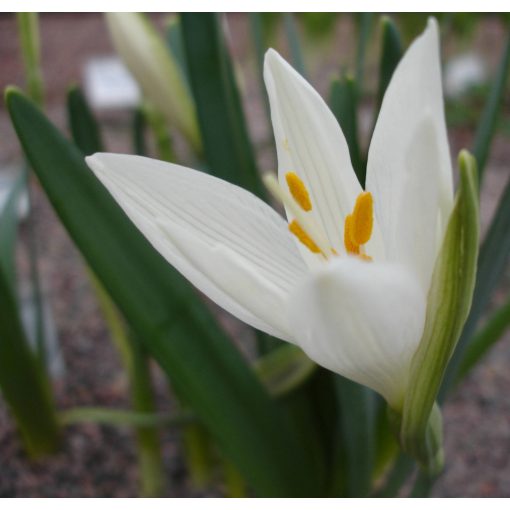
473 32 510 183
376 16 403 110
355 13 374 91
333 377 375 496
7 88 321 496
0 265 60 457
456 297 510 382
330 75 364 185
180 13 266 199
283 13 306 78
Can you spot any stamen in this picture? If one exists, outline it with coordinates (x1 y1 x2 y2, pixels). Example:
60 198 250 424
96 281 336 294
288 220 321 254
343 214 360 255
350 191 373 246
285 172 312 212
263 173 331 257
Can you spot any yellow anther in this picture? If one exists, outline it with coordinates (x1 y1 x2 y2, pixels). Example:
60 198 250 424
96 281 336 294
343 214 360 255
350 191 373 246
285 172 312 212
289 220 322 254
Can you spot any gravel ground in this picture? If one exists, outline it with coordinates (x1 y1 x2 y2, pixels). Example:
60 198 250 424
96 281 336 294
1 13 509 497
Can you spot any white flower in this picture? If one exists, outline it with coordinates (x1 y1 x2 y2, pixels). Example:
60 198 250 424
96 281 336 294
86 19 453 410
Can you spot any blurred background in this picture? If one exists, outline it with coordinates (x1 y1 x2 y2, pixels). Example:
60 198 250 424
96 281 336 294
0 12 509 496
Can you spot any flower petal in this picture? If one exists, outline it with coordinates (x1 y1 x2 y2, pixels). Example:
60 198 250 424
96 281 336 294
86 153 307 340
366 18 454 292
288 258 426 408
264 49 364 258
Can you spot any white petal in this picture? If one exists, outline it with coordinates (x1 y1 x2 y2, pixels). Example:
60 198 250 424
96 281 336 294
366 18 454 292
86 153 307 340
264 49 364 259
288 258 426 408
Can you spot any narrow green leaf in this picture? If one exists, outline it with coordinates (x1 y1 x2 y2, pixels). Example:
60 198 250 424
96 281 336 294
248 13 271 122
254 343 317 397
355 13 374 89
402 151 479 467
283 13 306 78
0 170 26 288
0 266 60 457
473 32 510 182
180 13 266 199
67 85 165 496
67 86 104 155
377 16 403 109
330 75 364 185
441 169 510 396
456 298 510 382
334 378 375 496
6 88 321 496
165 15 190 92
132 107 148 156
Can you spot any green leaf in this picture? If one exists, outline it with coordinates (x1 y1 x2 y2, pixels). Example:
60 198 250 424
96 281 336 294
333 378 375 496
165 15 190 92
355 13 374 89
132 107 148 156
180 13 266 199
0 170 26 288
456 297 510 382
248 13 272 123
377 16 403 109
283 13 306 78
401 151 479 469
67 86 103 155
441 166 510 396
6 88 321 496
0 254 59 457
254 343 317 397
473 32 510 182
330 75 364 185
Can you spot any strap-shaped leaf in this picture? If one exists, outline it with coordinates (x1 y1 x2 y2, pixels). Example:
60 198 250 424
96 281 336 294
67 86 104 155
401 150 479 468
283 13 306 78
6 88 321 496
376 16 402 109
456 297 510 382
330 74 363 185
0 266 60 458
473 32 510 182
180 13 266 199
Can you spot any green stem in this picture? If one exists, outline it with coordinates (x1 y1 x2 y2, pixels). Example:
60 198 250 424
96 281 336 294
142 103 176 162
16 13 44 107
58 407 193 427
89 274 166 497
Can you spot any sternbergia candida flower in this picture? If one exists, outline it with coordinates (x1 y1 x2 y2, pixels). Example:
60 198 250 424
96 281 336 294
87 18 478 470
